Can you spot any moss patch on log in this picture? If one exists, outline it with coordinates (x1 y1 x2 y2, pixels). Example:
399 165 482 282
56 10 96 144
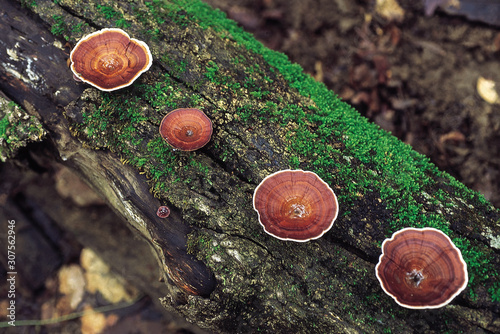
0 96 45 162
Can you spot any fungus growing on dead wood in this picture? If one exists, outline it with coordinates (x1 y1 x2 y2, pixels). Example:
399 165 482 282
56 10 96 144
375 227 468 309
253 169 339 242
159 108 213 151
70 28 152 91
156 206 170 218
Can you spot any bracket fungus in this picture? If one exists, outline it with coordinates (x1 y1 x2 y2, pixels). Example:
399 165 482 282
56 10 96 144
156 206 170 218
375 227 468 309
70 28 152 91
159 108 213 151
253 169 339 242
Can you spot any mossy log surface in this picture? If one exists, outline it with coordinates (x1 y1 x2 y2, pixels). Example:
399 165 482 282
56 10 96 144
1 0 499 332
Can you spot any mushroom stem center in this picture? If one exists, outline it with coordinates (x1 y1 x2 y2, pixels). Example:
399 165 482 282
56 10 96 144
157 206 170 218
287 202 309 218
98 55 122 74
406 268 425 288
185 129 194 137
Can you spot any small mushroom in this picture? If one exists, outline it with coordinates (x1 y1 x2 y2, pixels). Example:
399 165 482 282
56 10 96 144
375 227 468 309
156 206 170 218
159 108 213 151
253 169 339 242
70 28 152 91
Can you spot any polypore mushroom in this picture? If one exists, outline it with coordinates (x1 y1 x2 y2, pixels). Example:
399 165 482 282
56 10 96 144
70 28 152 91
159 108 213 151
156 206 170 218
375 227 468 309
253 169 339 242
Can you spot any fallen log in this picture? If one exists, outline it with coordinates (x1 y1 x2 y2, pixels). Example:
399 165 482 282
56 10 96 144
1 0 499 332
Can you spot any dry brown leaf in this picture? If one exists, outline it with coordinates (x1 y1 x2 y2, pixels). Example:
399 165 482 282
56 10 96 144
0 300 9 318
58 264 86 310
439 130 466 144
55 167 105 206
40 301 56 321
424 0 460 16
477 76 500 104
80 248 138 303
314 61 324 82
81 305 107 334
375 0 405 22
106 313 120 328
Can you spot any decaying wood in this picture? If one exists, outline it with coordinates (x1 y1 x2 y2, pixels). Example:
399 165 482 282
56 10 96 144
1 0 499 333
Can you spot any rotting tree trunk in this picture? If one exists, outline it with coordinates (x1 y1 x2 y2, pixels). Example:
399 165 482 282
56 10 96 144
1 0 499 333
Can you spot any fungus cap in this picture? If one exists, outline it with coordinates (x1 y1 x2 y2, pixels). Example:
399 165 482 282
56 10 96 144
253 169 339 242
375 227 468 309
159 108 213 151
70 28 152 91
156 206 170 218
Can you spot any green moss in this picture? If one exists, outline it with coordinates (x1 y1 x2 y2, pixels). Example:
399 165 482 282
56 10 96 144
20 0 37 8
204 60 220 82
50 15 68 39
453 237 500 301
96 4 131 28
161 55 188 78
0 114 10 137
70 21 88 35
0 99 46 162
96 4 120 19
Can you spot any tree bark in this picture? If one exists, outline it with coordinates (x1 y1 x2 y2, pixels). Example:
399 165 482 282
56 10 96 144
1 0 499 333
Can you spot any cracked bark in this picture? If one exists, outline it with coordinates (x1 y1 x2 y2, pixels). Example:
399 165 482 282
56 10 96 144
1 0 499 333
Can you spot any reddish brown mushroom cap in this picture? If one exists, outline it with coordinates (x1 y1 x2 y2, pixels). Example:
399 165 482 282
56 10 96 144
375 227 468 309
70 28 152 91
253 169 339 242
156 206 170 218
159 108 213 151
